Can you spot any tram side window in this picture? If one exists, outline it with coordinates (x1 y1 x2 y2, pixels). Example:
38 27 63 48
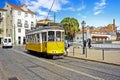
56 31 61 41
31 34 34 43
37 34 39 42
30 35 32 43
48 31 54 41
62 32 65 41
26 36 28 42
33 34 35 43
42 32 47 42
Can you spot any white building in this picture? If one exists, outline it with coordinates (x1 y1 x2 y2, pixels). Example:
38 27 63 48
0 8 7 44
4 3 36 44
74 27 112 43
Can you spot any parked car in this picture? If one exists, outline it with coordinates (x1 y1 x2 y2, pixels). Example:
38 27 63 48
2 37 13 48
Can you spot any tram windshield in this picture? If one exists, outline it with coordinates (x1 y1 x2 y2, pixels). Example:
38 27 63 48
48 31 64 41
56 31 61 41
48 31 54 41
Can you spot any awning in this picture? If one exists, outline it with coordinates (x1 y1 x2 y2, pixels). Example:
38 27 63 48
92 35 108 38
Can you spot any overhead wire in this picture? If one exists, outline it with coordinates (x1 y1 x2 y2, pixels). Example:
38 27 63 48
44 0 56 24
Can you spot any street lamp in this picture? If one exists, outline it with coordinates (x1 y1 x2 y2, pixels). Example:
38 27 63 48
81 20 86 54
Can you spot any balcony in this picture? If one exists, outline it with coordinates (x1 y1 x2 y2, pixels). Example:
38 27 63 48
17 23 22 27
24 24 29 28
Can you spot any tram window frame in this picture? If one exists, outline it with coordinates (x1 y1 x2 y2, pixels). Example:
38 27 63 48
56 31 61 41
48 31 55 41
42 32 47 42
34 34 36 43
37 33 39 42
62 32 65 41
32 34 34 43
26 36 28 42
30 35 32 43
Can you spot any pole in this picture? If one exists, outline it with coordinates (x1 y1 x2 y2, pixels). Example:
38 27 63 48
81 21 86 54
102 49 104 60
82 26 85 54
54 13 56 23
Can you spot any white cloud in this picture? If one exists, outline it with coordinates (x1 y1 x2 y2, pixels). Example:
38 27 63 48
63 7 75 11
78 13 86 19
94 10 103 15
77 4 86 11
94 0 106 15
77 0 86 11
19 0 69 20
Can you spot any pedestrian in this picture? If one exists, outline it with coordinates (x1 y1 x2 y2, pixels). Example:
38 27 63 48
88 39 91 48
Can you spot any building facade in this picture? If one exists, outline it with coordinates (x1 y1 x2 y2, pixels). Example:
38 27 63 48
74 19 117 43
0 8 7 44
74 27 112 43
4 3 36 44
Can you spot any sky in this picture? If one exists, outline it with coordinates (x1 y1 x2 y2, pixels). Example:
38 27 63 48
0 0 120 29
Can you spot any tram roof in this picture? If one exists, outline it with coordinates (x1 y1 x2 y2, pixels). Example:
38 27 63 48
26 25 64 34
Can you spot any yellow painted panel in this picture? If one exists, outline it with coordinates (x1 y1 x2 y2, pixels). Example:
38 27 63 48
46 42 65 55
25 41 65 55
26 43 42 52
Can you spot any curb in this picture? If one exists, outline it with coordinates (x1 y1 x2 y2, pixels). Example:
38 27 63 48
67 56 120 66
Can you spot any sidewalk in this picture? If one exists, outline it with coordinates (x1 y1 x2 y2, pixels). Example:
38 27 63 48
67 46 120 66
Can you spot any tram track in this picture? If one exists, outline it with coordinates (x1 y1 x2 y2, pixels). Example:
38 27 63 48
27 64 70 80
12 52 70 80
12 49 120 80
54 58 120 79
13 49 104 80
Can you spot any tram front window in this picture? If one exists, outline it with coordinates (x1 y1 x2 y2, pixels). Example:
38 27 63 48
48 31 54 41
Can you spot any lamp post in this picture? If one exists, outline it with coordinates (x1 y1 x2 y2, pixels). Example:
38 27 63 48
81 20 86 54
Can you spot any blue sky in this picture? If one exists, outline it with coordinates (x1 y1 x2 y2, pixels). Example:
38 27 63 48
0 0 120 29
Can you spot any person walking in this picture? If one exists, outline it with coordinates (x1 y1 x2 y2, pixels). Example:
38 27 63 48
88 38 91 48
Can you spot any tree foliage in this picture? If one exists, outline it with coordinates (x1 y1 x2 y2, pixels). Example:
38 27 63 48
60 17 79 40
106 24 114 30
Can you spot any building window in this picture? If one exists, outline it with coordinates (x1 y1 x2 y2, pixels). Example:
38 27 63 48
25 12 28 17
10 20 12 26
10 10 12 15
24 20 28 28
31 14 34 18
31 22 34 27
18 29 21 33
18 11 21 15
17 19 22 27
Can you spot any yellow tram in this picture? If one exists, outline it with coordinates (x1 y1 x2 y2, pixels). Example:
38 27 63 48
25 25 65 57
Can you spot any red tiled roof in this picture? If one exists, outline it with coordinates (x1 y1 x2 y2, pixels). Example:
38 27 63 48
8 3 35 14
76 28 115 34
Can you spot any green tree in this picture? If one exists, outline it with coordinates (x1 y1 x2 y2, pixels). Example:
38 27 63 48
60 17 79 41
106 24 114 30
